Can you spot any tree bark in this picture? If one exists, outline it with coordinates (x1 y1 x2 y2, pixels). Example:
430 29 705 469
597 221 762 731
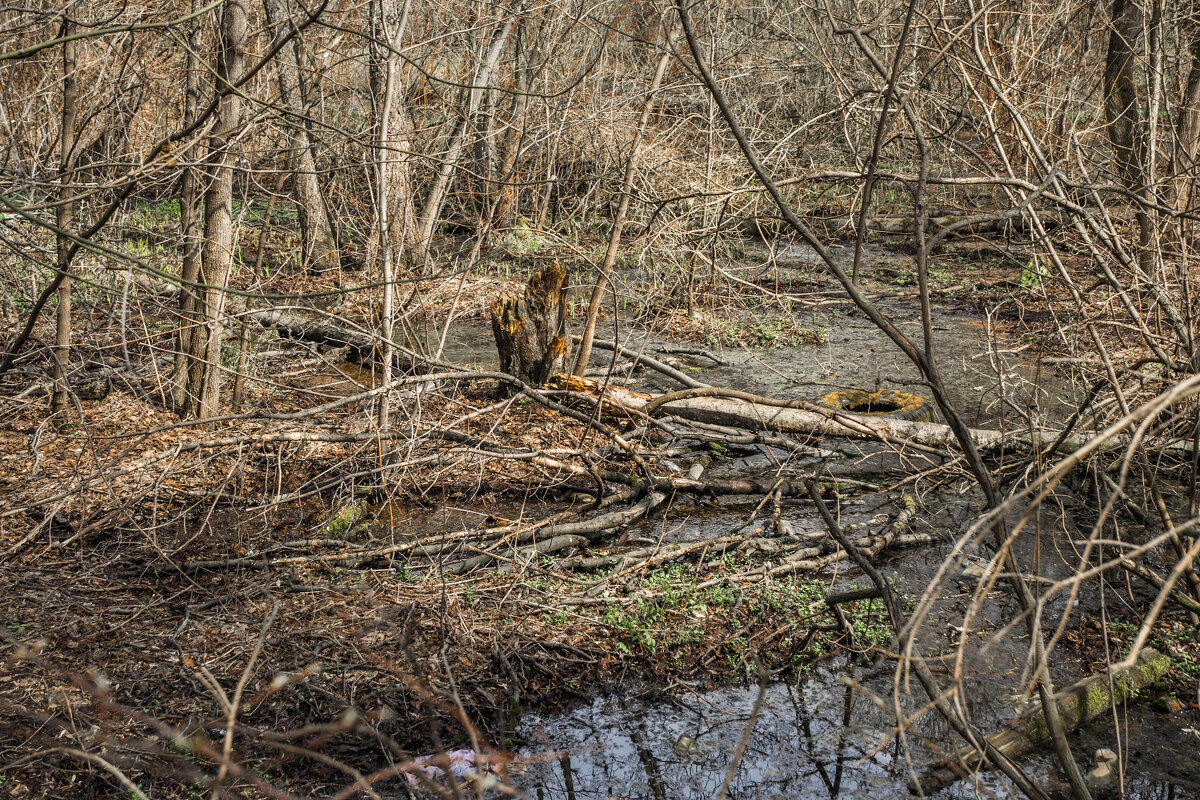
369 0 414 428
490 6 533 232
181 0 247 419
1104 0 1144 190
263 0 339 273
366 0 420 275
171 7 203 411
413 14 513 266
1104 0 1157 282
51 20 77 421
1174 5 1200 212
490 262 570 387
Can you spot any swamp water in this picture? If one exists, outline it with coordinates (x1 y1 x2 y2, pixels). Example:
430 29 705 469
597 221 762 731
496 299 1193 798
513 665 1199 799
391 251 1193 798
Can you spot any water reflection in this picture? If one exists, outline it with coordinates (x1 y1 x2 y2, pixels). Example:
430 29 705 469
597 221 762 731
519 662 933 799
516 662 1194 800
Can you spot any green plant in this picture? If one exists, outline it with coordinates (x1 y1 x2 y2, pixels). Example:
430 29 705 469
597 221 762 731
1019 255 1049 287
724 635 749 668
704 583 738 606
846 598 892 646
502 217 543 255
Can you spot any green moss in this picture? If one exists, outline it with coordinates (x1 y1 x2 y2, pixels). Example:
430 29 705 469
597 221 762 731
321 499 369 537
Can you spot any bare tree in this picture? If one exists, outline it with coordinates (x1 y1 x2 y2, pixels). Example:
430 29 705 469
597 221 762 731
367 0 419 274
180 0 247 419
572 37 671 376
50 17 77 420
171 4 204 411
413 11 513 267
263 0 339 273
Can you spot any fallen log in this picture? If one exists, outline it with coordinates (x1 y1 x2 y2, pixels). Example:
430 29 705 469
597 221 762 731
246 307 422 371
650 394 1031 452
560 375 1095 454
436 490 667 575
917 647 1171 793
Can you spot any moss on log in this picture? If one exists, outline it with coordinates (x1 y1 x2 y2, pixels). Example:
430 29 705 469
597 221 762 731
918 647 1171 792
321 499 370 537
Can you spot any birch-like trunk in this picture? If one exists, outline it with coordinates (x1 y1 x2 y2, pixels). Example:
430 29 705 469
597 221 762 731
181 0 246 420
171 7 203 410
367 0 419 275
413 14 513 266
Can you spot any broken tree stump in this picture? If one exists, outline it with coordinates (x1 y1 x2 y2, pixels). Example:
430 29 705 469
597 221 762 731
490 262 570 387
917 647 1171 792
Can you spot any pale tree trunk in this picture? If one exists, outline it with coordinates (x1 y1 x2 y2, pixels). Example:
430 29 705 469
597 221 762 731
371 0 413 429
413 14 513 266
181 0 246 420
367 0 419 275
51 21 77 420
534 100 570 230
171 8 203 410
263 0 338 273
571 45 671 376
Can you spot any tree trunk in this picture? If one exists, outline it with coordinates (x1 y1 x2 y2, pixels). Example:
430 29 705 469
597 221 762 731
1105 0 1157 280
1104 0 1145 191
572 45 671 376
263 0 339 273
1174 6 1200 212
490 7 533 232
490 262 570 387
51 20 77 420
369 0 415 428
367 0 419 279
413 14 513 266
171 7 203 411
180 0 246 420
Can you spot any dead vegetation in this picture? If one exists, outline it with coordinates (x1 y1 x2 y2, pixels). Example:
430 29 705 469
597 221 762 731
3 0 1200 796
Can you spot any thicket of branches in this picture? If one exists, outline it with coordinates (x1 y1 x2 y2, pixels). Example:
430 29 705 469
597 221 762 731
1 0 1199 797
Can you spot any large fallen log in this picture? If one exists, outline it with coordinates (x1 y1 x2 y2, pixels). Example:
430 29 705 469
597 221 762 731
917 647 1171 793
556 374 1067 453
647 393 1047 452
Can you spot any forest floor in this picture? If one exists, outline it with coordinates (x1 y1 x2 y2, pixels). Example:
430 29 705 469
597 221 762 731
1 228 1198 798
